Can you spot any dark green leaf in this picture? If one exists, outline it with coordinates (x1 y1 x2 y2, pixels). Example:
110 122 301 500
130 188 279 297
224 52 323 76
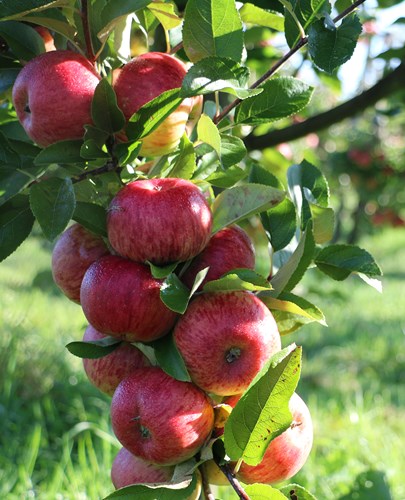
245 484 288 499
99 0 152 43
339 470 392 500
224 344 302 465
0 0 67 21
234 77 314 125
0 195 34 262
262 199 297 252
0 130 21 166
280 483 317 499
0 21 45 60
148 261 179 279
29 177 76 240
19 9 76 42
0 164 46 207
115 141 142 166
72 201 107 237
308 14 362 73
0 66 19 94
167 134 196 180
203 268 272 292
220 134 247 169
150 334 191 382
160 273 190 314
91 79 126 134
315 244 383 281
206 165 247 188
66 337 122 359
284 0 331 48
183 0 244 63
34 140 85 165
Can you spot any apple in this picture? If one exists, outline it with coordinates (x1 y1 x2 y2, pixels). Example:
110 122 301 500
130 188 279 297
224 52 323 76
82 325 150 396
80 255 178 342
107 178 213 265
202 460 229 486
12 50 100 147
51 223 109 303
181 225 255 290
113 51 197 157
110 367 214 465
33 26 56 52
235 393 313 485
174 291 281 396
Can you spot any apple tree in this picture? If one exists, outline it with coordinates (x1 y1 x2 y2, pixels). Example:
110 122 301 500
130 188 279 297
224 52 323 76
0 0 384 498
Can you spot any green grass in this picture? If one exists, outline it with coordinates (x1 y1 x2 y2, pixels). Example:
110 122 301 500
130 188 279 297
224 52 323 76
0 227 404 499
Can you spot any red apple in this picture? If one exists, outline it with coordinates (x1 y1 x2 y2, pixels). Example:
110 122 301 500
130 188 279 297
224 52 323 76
110 367 215 465
111 447 175 488
235 393 313 484
82 325 150 396
80 255 178 342
12 50 100 147
51 223 109 303
182 225 255 290
113 51 196 157
107 178 213 265
33 26 56 52
174 291 281 396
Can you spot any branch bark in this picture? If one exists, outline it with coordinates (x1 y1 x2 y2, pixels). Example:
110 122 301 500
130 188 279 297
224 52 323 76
244 60 405 150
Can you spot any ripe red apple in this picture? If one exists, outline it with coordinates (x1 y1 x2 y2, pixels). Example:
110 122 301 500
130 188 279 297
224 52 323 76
12 50 100 147
80 255 178 342
235 393 313 484
107 178 213 265
82 325 150 396
33 26 56 52
181 225 255 290
51 223 109 303
174 291 281 396
111 367 214 465
113 51 196 157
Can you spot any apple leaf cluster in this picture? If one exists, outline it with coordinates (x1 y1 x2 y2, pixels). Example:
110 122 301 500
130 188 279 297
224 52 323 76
0 0 384 498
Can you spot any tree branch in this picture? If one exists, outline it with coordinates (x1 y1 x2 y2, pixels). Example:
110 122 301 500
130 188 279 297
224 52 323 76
217 463 251 500
199 465 216 500
71 159 122 184
81 0 96 62
244 60 405 150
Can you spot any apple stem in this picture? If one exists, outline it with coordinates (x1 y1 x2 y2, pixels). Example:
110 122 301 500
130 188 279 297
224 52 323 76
81 0 96 63
217 462 251 500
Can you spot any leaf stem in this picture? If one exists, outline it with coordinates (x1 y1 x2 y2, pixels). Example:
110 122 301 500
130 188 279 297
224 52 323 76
217 463 251 500
81 0 96 62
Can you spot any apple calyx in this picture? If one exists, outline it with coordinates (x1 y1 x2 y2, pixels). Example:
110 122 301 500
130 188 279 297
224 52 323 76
225 347 242 364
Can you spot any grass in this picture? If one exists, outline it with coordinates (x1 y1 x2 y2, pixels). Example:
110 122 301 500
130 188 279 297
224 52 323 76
0 227 404 499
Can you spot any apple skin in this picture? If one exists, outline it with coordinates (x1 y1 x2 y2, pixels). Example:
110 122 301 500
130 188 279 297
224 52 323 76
181 225 255 290
82 325 150 396
12 50 100 147
173 291 281 396
110 367 215 465
80 255 178 342
107 178 213 265
113 51 195 157
235 393 313 485
51 223 109 303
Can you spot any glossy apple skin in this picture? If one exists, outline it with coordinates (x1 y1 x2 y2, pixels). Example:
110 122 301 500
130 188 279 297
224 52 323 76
12 50 100 147
82 325 150 396
113 52 194 157
236 393 313 485
111 367 215 465
182 225 255 290
51 223 109 303
80 255 178 342
174 291 281 396
107 178 213 265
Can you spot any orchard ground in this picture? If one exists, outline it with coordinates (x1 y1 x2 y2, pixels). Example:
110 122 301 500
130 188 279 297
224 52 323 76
0 226 403 499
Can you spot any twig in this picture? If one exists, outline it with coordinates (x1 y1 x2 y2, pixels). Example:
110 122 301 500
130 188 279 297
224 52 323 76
217 463 251 500
81 0 96 62
199 465 216 500
71 159 122 184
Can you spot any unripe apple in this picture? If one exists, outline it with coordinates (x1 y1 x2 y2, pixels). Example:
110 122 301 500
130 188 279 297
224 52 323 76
235 393 313 484
51 223 109 303
107 178 213 265
181 225 255 290
82 325 150 396
174 291 281 396
12 50 100 147
80 255 178 342
111 367 215 465
113 51 196 157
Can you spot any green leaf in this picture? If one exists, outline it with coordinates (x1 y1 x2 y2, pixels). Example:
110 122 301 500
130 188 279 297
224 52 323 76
206 165 247 188
72 202 107 237
66 337 122 359
224 344 302 464
115 141 142 166
167 134 196 180
80 139 110 160
308 14 362 73
245 484 288 500
310 204 334 244
181 57 261 99
0 21 45 60
315 244 383 281
147 1 182 30
280 483 317 499
150 334 191 382
0 129 21 166
183 0 244 63
0 163 46 207
220 134 247 169
148 261 179 279
19 9 77 42
339 470 392 500
270 221 315 295
197 114 221 157
126 88 183 142
34 140 85 165
234 77 314 125
0 195 34 262
284 0 331 48
262 199 297 252
160 273 191 314
240 3 284 31
203 268 272 292
91 79 126 134
99 0 152 43
29 177 76 241
0 1 67 21
212 183 285 234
